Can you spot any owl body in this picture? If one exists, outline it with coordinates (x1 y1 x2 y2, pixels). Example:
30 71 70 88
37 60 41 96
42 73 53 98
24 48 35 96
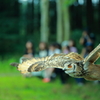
83 63 100 81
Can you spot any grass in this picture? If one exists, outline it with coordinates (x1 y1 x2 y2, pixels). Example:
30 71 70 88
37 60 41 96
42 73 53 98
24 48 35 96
0 56 100 100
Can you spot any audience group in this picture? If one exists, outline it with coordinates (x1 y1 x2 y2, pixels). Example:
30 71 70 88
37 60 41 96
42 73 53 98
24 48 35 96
20 28 96 85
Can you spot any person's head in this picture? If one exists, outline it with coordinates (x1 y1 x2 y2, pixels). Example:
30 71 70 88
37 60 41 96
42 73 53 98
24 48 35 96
39 42 47 50
69 40 76 47
49 43 56 51
82 28 91 37
54 43 61 49
25 40 35 55
26 41 33 49
61 41 69 50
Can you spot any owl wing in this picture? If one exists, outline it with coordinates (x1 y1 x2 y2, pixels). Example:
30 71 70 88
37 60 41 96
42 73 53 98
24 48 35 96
11 54 65 74
11 52 83 74
84 44 100 64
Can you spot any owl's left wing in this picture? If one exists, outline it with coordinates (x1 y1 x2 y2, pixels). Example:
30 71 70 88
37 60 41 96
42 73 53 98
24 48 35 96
84 44 100 64
11 53 83 74
11 54 65 74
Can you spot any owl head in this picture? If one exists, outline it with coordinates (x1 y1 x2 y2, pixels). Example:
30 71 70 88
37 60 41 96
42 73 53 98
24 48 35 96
63 61 86 78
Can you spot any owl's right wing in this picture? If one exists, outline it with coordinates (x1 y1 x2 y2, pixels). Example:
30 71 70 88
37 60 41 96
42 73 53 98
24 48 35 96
84 44 100 64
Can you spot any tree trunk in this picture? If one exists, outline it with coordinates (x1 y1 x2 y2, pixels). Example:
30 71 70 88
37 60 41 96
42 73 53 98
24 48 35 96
56 0 63 43
86 0 94 29
62 2 70 41
56 0 71 43
33 0 39 31
19 1 28 36
40 0 49 42
98 0 100 32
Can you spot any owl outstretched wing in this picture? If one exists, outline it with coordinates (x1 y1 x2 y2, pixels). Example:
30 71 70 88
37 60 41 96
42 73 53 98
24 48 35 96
84 44 100 64
10 52 83 74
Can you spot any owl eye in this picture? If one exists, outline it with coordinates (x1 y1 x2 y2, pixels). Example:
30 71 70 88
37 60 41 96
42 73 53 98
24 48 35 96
68 64 72 68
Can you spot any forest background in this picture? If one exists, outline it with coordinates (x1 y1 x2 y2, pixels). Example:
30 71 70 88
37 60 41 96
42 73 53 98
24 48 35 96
0 0 100 58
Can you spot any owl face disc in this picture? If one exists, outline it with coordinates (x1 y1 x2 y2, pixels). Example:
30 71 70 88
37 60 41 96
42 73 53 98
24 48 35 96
63 61 86 78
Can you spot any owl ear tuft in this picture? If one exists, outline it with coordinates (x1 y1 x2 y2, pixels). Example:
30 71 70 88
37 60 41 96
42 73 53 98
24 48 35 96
10 63 19 67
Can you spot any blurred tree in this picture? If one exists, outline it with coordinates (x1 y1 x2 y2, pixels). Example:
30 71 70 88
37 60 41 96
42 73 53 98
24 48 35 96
19 1 28 36
56 0 76 43
62 0 70 41
70 4 83 29
56 0 63 43
40 0 49 42
0 0 21 56
98 0 100 32
49 1 57 42
33 0 40 32
86 0 94 29
26 1 34 35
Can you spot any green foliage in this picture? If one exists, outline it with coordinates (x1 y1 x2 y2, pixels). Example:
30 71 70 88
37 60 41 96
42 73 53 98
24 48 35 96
64 0 76 6
0 0 40 56
0 56 19 73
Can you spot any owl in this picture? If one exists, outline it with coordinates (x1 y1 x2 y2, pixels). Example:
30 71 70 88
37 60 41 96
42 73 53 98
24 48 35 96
11 44 100 81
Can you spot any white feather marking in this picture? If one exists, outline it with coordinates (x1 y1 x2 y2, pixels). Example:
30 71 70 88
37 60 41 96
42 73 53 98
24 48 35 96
84 62 89 70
